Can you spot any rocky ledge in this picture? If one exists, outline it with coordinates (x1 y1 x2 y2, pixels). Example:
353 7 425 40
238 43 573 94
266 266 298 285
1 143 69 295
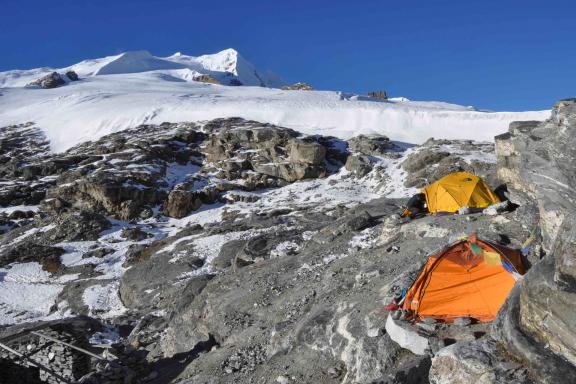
0 103 574 383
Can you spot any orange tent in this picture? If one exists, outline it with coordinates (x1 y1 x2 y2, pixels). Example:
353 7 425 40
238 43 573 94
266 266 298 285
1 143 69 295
403 235 525 323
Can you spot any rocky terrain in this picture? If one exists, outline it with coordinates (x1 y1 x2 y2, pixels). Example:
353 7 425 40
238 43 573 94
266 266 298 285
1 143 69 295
0 101 574 383
429 99 576 384
26 71 79 89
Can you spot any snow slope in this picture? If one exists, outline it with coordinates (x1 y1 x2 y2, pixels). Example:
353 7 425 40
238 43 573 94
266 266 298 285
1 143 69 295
0 48 284 88
0 49 548 152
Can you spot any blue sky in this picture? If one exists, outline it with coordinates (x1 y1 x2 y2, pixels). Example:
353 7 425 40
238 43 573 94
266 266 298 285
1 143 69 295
1 0 575 111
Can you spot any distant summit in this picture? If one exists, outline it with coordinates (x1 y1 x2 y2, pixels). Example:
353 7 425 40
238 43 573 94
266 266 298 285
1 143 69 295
93 50 183 76
0 48 287 88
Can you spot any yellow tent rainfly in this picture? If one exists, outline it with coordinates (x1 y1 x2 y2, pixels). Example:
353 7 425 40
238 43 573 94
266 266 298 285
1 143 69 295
422 171 500 215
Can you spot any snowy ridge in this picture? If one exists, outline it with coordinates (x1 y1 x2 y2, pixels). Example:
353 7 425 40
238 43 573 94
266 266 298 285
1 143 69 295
0 48 284 88
93 50 183 76
0 48 549 152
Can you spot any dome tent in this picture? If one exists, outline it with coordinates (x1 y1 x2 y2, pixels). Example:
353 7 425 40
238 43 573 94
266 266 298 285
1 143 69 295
422 171 500 214
402 234 525 323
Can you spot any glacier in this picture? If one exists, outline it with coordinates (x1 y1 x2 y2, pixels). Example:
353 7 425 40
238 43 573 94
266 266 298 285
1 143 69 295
0 48 549 152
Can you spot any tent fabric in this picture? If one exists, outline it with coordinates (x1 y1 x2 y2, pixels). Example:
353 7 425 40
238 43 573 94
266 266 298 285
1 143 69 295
402 235 525 323
422 172 500 214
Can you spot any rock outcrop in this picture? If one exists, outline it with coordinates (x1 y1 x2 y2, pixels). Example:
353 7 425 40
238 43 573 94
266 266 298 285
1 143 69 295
367 90 387 100
26 71 79 89
1 104 574 383
0 118 338 221
193 74 221 84
488 99 576 383
281 82 313 91
402 139 498 188
430 99 576 384
429 338 531 384
349 134 401 157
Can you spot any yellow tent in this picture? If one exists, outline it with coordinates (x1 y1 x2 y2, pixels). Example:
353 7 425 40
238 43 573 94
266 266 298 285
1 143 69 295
422 172 500 214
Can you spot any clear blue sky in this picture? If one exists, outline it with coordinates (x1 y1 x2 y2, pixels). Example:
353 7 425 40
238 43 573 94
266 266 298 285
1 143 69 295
2 0 575 111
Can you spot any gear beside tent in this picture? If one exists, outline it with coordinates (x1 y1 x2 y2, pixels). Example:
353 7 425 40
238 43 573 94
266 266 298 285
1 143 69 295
402 234 525 323
422 171 501 215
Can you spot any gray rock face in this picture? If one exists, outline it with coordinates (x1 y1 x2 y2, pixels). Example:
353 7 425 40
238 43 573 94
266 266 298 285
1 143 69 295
343 134 407 179
370 356 431 384
496 100 576 248
163 185 218 218
0 123 54 207
193 74 221 84
345 154 374 177
290 140 326 165
143 199 531 384
348 134 400 157
281 82 313 91
26 71 79 89
1 105 575 384
0 242 64 269
43 210 112 242
120 255 209 311
27 72 66 89
402 139 498 189
367 90 387 100
0 118 326 220
424 100 576 384
156 200 410 383
429 338 531 384
203 120 329 183
435 100 576 384
65 70 79 81
121 227 151 241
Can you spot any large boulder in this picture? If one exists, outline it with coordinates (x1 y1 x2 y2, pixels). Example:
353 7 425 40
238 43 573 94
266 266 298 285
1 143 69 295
163 189 203 218
65 70 79 81
402 140 498 189
429 338 531 384
401 148 450 174
495 101 576 246
367 91 387 100
349 134 398 157
193 74 221 84
281 82 313 91
0 242 64 269
42 210 112 242
290 140 326 165
345 154 373 177
27 72 66 89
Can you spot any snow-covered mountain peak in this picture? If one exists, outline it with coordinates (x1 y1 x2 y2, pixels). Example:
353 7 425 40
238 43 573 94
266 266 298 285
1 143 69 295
94 50 184 76
0 48 286 88
195 48 273 86
198 48 241 69
0 48 548 153
197 48 241 73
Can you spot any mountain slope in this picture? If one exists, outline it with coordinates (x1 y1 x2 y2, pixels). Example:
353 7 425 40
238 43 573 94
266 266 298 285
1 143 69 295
93 50 184 75
0 48 548 152
0 48 284 88
0 76 547 152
